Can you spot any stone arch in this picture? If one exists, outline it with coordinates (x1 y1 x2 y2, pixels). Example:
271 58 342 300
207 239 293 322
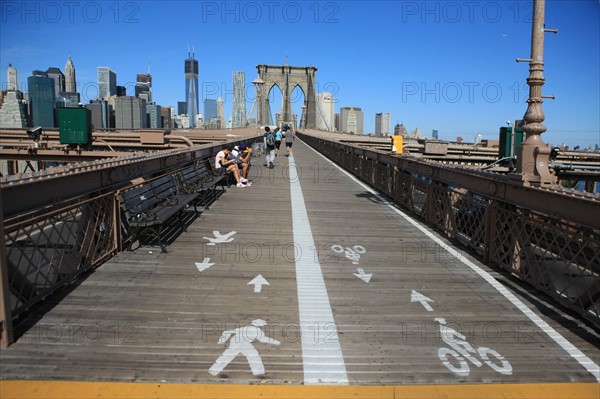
290 83 307 128
266 82 283 126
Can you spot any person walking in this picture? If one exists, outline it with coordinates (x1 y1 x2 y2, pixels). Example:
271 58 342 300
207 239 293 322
274 127 282 157
283 126 295 157
263 126 276 169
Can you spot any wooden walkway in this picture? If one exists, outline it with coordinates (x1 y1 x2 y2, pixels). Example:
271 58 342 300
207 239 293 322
1 139 599 396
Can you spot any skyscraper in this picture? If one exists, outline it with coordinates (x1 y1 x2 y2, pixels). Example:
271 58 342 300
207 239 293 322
86 100 112 129
46 67 65 97
135 73 152 103
7 64 18 91
232 71 246 128
375 112 390 136
0 64 27 127
217 96 225 126
204 99 217 121
339 107 364 135
97 67 117 99
316 92 335 131
185 49 199 129
161 106 174 129
116 86 126 97
146 103 162 128
28 72 56 128
115 96 147 129
65 56 76 93
177 101 187 115
394 123 407 136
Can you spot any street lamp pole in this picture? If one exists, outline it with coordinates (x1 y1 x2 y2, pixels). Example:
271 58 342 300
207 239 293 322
248 75 264 135
511 0 558 187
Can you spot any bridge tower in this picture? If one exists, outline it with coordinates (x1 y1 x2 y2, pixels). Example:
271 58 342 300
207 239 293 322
256 64 317 129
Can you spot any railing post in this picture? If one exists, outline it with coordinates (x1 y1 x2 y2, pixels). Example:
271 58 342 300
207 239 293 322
484 201 496 265
0 194 14 348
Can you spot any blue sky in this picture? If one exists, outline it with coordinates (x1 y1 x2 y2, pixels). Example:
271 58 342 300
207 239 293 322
1 0 598 147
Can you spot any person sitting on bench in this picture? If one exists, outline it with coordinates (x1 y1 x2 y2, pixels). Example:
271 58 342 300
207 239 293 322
215 145 250 187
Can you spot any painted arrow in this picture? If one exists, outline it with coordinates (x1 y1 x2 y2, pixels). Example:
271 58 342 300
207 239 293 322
411 290 434 312
195 258 215 272
248 275 270 293
353 268 373 283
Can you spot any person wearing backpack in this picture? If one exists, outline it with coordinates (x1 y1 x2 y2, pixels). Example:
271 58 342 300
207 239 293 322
263 126 276 169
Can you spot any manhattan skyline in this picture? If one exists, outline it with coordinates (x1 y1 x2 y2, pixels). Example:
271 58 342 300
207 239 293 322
0 1 598 147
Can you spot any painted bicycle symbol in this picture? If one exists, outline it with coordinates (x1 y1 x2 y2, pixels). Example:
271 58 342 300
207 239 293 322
331 244 366 264
435 317 513 377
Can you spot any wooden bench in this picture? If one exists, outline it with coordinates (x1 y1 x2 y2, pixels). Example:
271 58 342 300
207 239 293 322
177 159 232 210
120 174 200 253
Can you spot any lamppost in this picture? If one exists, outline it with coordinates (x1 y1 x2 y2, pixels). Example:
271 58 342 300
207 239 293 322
245 75 264 133
253 76 264 134
511 0 558 187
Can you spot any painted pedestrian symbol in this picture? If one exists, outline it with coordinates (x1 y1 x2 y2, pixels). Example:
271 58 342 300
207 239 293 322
203 231 236 246
208 319 280 376
435 317 512 377
331 244 366 264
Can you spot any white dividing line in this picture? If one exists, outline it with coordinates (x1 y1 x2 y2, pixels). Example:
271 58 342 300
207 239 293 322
301 139 600 382
289 153 349 385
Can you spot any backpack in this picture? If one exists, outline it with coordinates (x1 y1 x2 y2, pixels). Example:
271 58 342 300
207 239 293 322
266 132 275 147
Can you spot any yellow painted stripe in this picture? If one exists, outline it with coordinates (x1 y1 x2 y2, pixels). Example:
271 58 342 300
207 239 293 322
1 381 599 399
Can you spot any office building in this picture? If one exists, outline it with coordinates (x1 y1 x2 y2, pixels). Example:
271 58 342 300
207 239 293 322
339 107 364 135
432 129 439 139
394 123 407 136
135 73 152 104
0 91 27 127
65 56 76 93
177 101 187 115
46 67 65 98
185 49 199 128
174 114 189 129
115 96 147 129
57 92 81 108
217 96 225 126
316 92 335 131
0 64 27 127
97 67 117 99
7 63 18 91
161 106 174 129
146 103 162 128
116 85 126 97
375 112 390 136
204 98 217 121
231 71 246 128
28 72 56 127
86 99 112 130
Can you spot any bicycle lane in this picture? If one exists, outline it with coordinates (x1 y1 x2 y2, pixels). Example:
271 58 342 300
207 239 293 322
290 138 600 384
